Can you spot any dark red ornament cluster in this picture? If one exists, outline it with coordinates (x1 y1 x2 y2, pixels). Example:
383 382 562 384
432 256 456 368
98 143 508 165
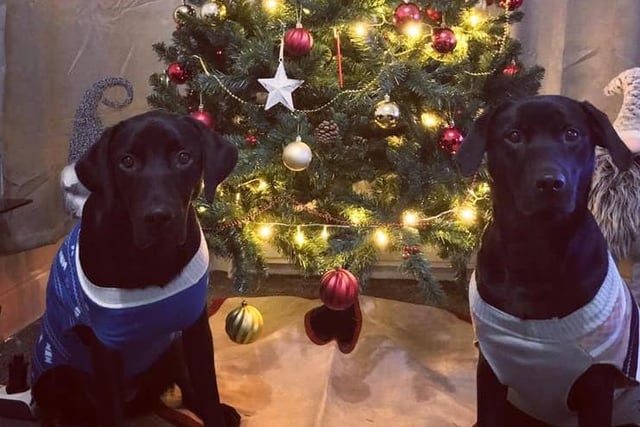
439 126 464 155
402 245 421 260
425 8 442 22
245 134 258 146
284 23 314 56
503 61 520 77
432 27 457 54
393 2 421 28
499 0 524 10
166 62 188 84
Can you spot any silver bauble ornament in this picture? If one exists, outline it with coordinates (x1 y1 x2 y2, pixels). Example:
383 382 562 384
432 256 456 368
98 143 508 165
173 4 196 24
283 136 313 171
201 1 227 19
374 95 401 129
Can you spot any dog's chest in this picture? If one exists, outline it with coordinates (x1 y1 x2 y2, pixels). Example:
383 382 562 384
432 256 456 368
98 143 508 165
32 224 210 380
469 260 640 426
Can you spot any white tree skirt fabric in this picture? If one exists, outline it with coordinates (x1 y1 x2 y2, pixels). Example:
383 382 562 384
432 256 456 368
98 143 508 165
163 295 477 427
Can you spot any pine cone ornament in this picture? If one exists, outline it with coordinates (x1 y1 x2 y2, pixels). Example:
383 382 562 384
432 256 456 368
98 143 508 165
314 120 340 144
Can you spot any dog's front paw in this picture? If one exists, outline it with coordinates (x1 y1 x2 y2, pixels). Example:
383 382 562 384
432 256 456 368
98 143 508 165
202 403 240 427
221 403 240 427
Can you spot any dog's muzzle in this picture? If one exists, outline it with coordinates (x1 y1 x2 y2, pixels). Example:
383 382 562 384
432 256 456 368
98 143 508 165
518 167 576 217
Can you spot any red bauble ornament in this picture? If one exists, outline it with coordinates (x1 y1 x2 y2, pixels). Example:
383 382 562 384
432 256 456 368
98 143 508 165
167 62 188 84
284 23 314 56
319 268 360 311
425 8 442 22
439 126 464 154
393 2 421 28
190 105 214 129
245 134 258 146
432 27 457 54
499 0 523 10
503 61 520 77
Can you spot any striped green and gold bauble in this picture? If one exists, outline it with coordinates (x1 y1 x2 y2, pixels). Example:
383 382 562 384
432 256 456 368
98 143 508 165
225 300 264 344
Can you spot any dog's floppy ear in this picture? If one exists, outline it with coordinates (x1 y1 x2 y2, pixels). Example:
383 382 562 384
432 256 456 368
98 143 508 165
581 101 632 171
455 110 494 177
75 125 117 207
183 117 238 202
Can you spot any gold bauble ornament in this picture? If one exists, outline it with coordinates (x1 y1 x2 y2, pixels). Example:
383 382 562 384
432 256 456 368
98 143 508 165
173 4 197 24
225 300 264 344
283 136 313 171
374 95 401 129
201 1 227 19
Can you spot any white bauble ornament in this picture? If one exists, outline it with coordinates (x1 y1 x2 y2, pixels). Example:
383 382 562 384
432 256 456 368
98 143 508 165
283 136 312 171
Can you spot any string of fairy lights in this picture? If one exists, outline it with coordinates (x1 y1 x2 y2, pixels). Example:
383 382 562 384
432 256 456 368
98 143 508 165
180 0 518 247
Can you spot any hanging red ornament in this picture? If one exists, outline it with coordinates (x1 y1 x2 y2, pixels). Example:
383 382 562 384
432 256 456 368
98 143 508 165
319 268 360 311
393 1 421 28
190 104 214 129
284 23 314 56
503 61 520 77
432 27 457 54
402 245 422 259
166 62 188 84
425 8 442 22
499 0 523 10
439 126 464 155
245 134 258 146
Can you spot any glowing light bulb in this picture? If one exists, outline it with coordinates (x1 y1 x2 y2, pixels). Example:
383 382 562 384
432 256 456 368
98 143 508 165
347 208 367 226
477 182 490 194
402 21 423 39
262 0 278 13
196 206 207 214
402 211 420 227
235 192 241 203
295 226 306 245
458 206 477 225
421 112 440 128
374 229 389 248
352 22 368 38
258 225 273 239
468 12 482 27
320 226 329 240
257 180 268 191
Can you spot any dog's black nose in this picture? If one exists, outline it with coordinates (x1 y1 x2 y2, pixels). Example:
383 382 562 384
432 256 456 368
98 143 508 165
535 174 566 192
143 208 174 226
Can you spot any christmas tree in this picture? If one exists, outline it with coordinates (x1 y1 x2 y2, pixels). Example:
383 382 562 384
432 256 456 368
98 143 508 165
147 0 543 300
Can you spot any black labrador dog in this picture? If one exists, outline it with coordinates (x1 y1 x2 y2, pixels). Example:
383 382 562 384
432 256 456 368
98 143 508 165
31 111 240 427
456 95 640 427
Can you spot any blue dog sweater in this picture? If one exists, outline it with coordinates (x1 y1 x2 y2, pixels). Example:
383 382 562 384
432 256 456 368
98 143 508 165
31 224 209 384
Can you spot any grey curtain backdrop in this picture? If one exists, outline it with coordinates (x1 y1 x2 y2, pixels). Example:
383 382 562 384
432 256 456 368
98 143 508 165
0 0 639 253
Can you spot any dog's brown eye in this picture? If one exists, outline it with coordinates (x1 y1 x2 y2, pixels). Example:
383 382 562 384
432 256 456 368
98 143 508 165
505 130 522 144
565 128 580 141
177 151 191 165
120 155 135 169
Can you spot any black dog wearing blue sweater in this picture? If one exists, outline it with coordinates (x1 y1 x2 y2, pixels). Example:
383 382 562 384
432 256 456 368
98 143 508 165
32 111 239 427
